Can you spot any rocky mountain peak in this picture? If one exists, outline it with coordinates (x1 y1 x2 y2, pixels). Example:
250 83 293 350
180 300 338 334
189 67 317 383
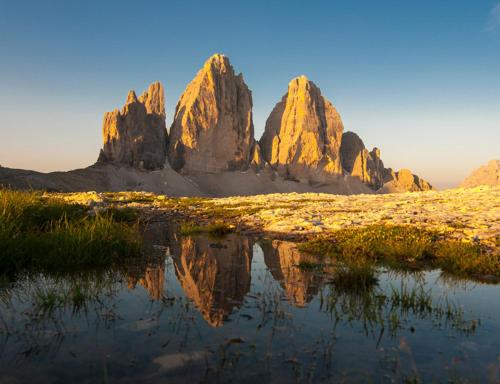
370 147 381 159
379 168 432 192
340 131 432 192
138 81 165 117
460 160 500 188
97 82 168 170
340 131 389 189
204 53 229 71
168 54 255 174
126 90 138 104
259 75 344 183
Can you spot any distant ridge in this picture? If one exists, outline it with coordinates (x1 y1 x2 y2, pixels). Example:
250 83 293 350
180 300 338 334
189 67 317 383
460 160 500 188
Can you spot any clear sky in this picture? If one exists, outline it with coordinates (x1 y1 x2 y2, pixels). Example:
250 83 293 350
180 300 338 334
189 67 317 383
0 0 499 189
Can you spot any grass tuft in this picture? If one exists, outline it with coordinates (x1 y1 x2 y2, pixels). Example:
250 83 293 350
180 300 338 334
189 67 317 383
179 221 234 237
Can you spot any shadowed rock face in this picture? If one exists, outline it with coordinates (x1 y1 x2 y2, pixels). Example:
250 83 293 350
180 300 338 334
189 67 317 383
341 131 432 192
259 76 344 184
261 240 323 307
168 54 256 174
340 131 390 189
460 160 500 188
98 82 168 170
379 168 433 193
170 235 252 327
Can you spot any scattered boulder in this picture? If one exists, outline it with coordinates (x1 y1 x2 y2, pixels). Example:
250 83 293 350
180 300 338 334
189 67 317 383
460 160 500 188
98 82 168 170
168 54 255 174
259 76 344 184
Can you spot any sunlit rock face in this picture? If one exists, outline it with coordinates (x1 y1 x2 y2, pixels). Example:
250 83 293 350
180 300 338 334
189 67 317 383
98 82 168 170
379 168 433 193
249 142 265 171
171 235 252 327
460 160 500 188
341 131 432 192
259 76 344 184
261 240 323 307
340 131 389 189
168 54 255 174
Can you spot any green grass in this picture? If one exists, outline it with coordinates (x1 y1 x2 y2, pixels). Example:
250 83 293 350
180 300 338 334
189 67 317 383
296 260 324 271
158 197 264 220
432 240 499 277
1 190 86 231
323 273 478 336
0 189 142 274
102 206 139 222
179 221 234 237
329 262 379 294
299 225 499 279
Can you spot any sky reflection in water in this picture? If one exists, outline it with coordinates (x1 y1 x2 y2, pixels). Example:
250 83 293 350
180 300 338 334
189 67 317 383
0 223 499 383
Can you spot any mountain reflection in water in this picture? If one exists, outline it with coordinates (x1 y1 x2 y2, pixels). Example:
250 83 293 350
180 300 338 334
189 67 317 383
132 228 327 325
0 222 499 383
171 235 252 327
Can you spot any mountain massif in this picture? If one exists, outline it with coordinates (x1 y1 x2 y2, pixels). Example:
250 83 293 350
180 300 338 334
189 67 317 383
0 54 433 196
461 160 500 188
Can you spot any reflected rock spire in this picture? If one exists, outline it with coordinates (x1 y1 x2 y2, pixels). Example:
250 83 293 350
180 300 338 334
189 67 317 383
171 235 252 327
261 240 323 307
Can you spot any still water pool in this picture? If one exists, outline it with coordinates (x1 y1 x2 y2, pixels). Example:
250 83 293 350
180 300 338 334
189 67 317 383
0 223 499 383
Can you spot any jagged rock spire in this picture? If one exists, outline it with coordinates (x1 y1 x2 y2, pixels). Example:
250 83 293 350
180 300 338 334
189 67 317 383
340 131 389 189
340 131 432 191
259 76 344 183
168 54 256 174
98 81 168 170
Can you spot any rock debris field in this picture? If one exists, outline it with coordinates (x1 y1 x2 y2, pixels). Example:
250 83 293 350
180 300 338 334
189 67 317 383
61 186 499 252
207 186 498 246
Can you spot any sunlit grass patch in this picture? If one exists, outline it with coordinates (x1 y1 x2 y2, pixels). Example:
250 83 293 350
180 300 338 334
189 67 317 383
179 221 234 237
1 189 87 231
0 189 142 274
299 225 497 278
157 196 266 221
432 241 499 277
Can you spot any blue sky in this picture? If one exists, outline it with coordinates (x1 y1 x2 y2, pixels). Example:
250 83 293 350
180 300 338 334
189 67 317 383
0 0 499 188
